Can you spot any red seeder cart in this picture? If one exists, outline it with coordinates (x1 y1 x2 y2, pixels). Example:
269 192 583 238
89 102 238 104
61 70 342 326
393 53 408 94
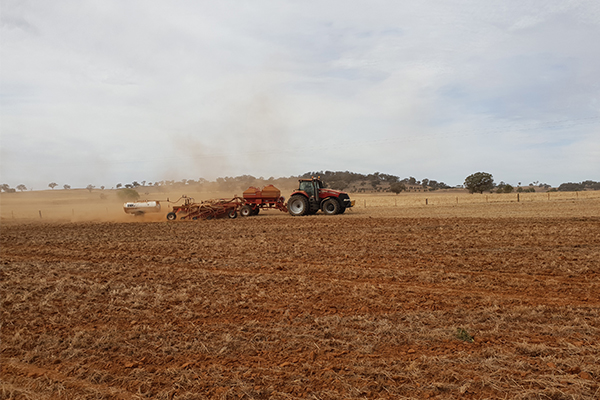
238 185 287 217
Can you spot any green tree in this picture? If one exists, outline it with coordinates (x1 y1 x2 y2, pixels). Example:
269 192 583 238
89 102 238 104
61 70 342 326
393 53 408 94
390 182 406 194
86 184 95 193
464 172 494 194
48 182 58 190
63 184 71 190
495 182 514 193
330 180 348 191
16 184 27 192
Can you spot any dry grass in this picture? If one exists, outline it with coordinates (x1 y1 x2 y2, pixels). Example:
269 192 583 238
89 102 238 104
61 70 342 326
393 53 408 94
2 188 600 221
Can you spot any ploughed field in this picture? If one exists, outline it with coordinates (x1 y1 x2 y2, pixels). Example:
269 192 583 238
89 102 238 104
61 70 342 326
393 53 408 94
1 201 600 399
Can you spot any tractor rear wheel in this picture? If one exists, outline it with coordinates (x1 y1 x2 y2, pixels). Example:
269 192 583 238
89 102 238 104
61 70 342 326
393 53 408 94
166 212 177 221
322 198 341 215
288 195 308 216
240 205 253 217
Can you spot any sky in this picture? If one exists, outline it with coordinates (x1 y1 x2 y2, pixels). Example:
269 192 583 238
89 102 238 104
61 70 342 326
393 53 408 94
1 0 599 189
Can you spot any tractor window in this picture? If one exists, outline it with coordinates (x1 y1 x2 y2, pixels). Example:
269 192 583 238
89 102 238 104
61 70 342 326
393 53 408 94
299 181 314 196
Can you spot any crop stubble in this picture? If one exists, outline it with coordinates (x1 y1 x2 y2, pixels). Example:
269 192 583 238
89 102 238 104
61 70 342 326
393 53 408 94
1 201 599 399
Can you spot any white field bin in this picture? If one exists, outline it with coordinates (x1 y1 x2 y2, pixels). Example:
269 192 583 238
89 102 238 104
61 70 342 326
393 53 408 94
123 201 161 214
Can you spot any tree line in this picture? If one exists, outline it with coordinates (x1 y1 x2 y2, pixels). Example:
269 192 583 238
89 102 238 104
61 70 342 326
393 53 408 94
1 174 599 194
556 180 600 191
463 173 600 194
301 171 451 193
0 173 450 195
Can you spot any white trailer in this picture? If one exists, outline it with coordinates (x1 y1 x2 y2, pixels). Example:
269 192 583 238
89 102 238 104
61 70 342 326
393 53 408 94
123 201 161 215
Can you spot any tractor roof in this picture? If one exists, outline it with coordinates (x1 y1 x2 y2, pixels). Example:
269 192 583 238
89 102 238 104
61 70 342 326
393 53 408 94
299 177 322 182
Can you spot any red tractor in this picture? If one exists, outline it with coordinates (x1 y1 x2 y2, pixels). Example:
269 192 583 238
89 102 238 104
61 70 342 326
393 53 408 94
287 177 354 216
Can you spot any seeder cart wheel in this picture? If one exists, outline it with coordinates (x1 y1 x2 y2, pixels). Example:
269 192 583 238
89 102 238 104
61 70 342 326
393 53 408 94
240 205 253 217
166 212 177 221
228 209 238 219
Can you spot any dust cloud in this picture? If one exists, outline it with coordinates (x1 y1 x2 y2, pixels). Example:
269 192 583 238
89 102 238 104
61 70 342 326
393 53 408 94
1 92 300 224
0 183 295 224
0 189 139 223
167 91 293 185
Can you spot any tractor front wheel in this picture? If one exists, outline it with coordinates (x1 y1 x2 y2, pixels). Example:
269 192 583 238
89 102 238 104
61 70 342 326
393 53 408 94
166 212 177 221
322 198 341 215
288 195 308 216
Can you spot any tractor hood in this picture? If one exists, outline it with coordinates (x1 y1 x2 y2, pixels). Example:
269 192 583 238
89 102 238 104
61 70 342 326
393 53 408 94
319 188 346 196
318 188 354 208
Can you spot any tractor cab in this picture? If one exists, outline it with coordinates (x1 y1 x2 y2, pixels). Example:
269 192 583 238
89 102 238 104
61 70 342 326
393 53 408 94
298 178 323 199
